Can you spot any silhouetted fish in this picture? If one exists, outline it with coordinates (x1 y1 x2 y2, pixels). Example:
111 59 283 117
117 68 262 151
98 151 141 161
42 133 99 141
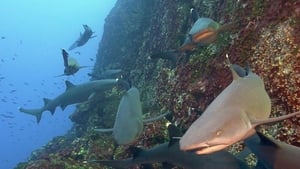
19 79 121 123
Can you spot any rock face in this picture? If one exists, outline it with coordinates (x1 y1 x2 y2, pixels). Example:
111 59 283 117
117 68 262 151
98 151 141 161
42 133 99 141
15 0 300 168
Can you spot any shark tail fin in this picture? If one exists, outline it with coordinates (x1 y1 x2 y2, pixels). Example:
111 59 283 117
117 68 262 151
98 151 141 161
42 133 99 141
19 107 43 123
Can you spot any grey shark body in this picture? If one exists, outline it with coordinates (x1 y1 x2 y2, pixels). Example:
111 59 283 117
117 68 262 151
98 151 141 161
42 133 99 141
180 57 300 154
245 132 300 169
94 86 168 145
91 125 249 169
68 24 95 50
19 79 118 123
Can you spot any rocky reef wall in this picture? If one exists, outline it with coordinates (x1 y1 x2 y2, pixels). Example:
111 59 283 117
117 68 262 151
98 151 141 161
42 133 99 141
16 0 300 168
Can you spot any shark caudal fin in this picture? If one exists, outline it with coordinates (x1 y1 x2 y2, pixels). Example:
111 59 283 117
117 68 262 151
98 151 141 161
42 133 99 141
19 107 43 123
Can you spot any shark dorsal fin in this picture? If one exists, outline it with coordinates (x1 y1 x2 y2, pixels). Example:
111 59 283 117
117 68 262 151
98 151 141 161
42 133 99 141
257 132 279 147
129 146 144 159
65 80 75 90
225 54 242 80
167 124 182 147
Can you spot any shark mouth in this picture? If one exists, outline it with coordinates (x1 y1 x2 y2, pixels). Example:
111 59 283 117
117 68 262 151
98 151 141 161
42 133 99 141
183 144 228 155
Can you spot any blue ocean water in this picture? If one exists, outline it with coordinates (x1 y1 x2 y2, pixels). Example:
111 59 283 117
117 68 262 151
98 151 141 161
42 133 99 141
0 1 116 168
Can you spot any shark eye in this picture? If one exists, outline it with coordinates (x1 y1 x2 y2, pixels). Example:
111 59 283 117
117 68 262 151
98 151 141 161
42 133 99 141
216 130 222 136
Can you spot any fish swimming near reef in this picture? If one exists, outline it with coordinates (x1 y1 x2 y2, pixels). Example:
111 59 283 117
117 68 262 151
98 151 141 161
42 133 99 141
180 55 300 155
177 8 237 52
94 86 168 145
90 124 250 169
55 49 90 77
245 132 300 169
177 16 236 52
68 24 96 50
19 79 122 123
151 10 235 60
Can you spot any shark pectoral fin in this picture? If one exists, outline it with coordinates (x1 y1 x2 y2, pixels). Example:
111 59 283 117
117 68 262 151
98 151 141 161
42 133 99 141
143 112 170 124
167 124 183 147
251 111 300 126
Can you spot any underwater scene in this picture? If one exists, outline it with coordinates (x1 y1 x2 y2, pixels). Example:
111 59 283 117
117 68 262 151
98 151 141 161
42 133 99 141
0 0 299 169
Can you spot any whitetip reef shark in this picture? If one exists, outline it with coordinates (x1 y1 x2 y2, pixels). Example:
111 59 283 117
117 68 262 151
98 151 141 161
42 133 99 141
90 124 250 169
55 49 90 77
245 132 300 169
68 24 96 50
19 79 122 123
94 86 168 145
180 55 300 154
